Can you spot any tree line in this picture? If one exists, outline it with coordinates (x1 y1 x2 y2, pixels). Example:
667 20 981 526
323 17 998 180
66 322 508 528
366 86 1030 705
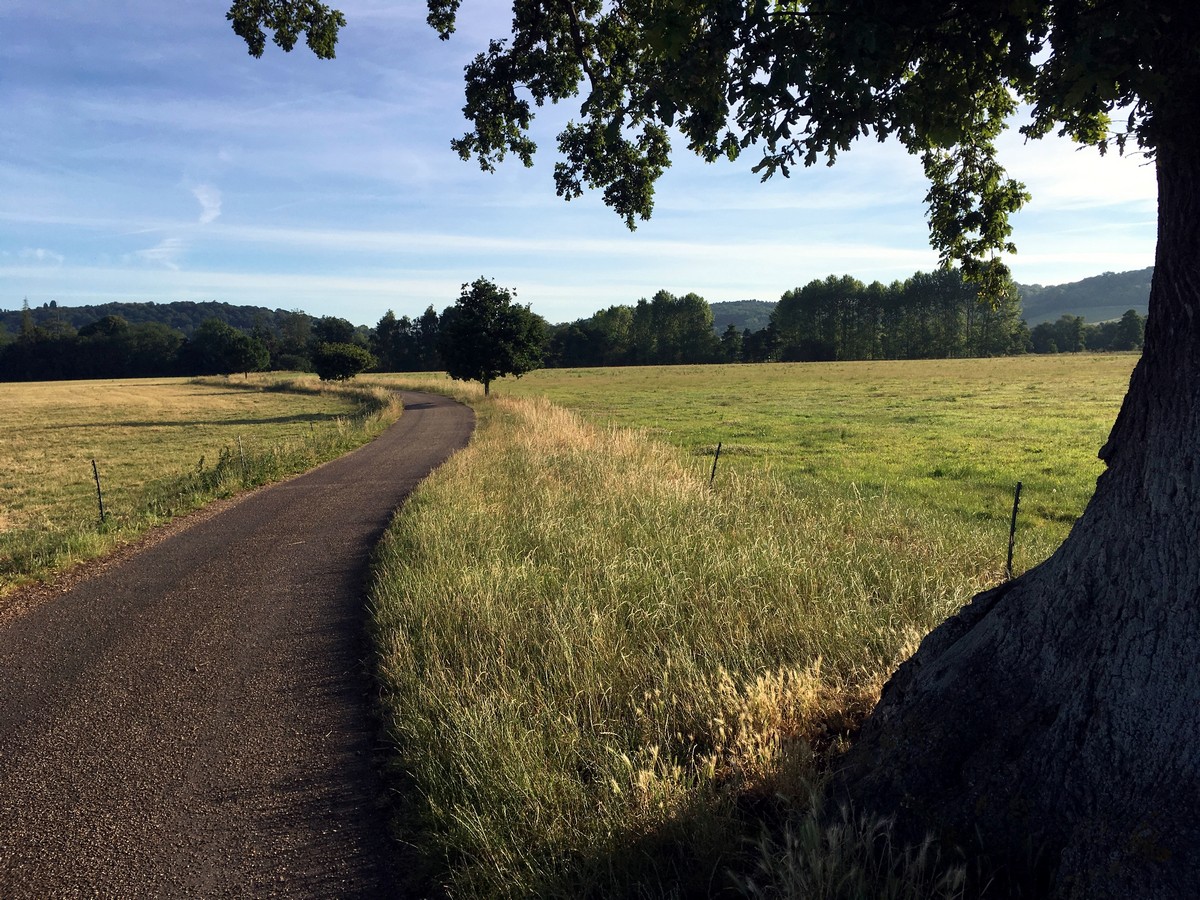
0 303 379 382
0 269 1146 383
0 294 503 383
0 299 308 339
542 268 1145 368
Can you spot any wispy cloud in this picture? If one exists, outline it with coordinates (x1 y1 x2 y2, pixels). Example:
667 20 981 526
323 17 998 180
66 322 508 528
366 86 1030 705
997 129 1157 210
191 183 222 224
18 247 65 265
129 237 186 270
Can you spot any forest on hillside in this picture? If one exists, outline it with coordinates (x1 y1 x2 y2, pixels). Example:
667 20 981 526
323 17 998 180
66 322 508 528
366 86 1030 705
709 267 1154 330
1018 267 1153 324
0 299 304 338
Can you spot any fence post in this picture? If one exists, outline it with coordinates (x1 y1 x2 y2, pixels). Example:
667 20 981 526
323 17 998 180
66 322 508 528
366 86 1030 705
1006 481 1023 580
710 441 722 486
92 458 106 524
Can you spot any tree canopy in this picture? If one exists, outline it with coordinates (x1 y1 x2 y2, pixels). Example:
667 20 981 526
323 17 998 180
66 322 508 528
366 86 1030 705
229 0 1194 297
181 318 270 378
438 277 548 395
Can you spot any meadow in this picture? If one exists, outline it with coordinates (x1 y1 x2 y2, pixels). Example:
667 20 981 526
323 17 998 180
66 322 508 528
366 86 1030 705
0 375 401 594
370 354 1136 898
502 355 1137 565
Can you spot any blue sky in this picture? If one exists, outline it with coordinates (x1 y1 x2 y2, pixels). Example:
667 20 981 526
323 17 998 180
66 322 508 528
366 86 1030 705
2 1 1158 326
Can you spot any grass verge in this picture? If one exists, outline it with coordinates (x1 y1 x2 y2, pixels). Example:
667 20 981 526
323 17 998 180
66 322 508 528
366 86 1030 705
369 392 1005 897
0 374 401 594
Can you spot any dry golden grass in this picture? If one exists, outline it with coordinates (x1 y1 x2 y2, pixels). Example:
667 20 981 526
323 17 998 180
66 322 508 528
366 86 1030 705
370 392 997 897
371 356 1135 898
0 374 400 592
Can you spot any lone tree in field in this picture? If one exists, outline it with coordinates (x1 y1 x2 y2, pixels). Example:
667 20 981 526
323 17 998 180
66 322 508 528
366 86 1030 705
438 277 547 397
234 1 1200 893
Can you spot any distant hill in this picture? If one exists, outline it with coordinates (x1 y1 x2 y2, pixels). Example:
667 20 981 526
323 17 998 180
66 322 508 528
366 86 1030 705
0 300 308 337
1017 267 1152 325
710 299 776 333
708 269 1154 334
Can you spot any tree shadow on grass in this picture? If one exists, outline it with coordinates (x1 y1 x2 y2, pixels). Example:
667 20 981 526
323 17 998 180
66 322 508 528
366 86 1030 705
529 794 773 900
41 413 345 429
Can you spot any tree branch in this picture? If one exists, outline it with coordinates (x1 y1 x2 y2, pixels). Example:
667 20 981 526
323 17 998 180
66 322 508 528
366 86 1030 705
556 0 597 87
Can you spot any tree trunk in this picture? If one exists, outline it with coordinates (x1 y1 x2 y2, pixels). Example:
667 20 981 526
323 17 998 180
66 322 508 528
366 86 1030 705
833 139 1200 897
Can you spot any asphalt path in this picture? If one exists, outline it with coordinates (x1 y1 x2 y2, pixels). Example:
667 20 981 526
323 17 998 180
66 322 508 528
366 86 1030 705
0 390 474 898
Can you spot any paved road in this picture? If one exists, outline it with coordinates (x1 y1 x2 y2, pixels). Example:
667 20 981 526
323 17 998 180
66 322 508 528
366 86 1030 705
0 391 474 898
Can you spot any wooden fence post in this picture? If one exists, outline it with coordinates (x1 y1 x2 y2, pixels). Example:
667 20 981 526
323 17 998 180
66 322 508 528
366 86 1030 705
92 459 106 524
1006 481 1023 580
710 442 722 486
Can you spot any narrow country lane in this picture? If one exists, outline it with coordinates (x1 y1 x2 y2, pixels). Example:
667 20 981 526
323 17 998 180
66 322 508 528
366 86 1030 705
0 391 474 898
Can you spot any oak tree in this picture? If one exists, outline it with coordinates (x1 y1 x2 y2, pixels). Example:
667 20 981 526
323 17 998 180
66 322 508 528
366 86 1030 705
438 277 547 396
232 2 1200 893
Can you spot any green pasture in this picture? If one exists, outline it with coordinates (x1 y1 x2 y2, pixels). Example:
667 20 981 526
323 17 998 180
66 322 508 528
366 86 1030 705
502 354 1137 570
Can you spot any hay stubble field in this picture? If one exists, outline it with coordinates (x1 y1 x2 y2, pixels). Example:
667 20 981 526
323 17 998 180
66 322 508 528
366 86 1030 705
0 375 401 594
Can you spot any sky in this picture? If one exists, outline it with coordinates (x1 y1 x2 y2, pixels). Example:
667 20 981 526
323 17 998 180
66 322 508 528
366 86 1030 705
1 1 1159 326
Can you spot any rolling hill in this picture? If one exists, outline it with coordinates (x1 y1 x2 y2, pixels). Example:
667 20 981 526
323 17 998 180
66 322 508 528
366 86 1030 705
1016 267 1152 324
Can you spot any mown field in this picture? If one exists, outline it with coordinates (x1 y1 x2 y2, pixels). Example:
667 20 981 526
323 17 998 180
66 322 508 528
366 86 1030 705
0 375 401 594
502 355 1137 566
371 354 1136 898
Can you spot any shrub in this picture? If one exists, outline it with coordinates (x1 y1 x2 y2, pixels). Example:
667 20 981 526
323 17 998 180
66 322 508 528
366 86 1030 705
312 342 375 381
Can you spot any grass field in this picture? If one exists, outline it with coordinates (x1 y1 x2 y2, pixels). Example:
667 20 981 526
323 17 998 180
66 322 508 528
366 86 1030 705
371 355 1135 898
0 359 1137 895
0 374 401 594
499 354 1137 571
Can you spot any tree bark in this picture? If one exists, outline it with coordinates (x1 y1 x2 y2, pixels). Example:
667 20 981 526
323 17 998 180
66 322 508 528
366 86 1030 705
833 138 1200 897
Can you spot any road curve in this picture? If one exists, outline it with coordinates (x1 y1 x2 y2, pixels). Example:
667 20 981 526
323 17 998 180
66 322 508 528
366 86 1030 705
0 390 474 898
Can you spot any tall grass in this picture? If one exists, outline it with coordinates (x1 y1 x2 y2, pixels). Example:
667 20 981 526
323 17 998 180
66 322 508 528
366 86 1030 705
370 395 1003 897
0 374 401 592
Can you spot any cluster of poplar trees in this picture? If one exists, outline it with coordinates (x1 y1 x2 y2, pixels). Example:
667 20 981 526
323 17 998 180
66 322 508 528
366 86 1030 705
545 268 1030 367
769 269 1027 361
545 290 723 367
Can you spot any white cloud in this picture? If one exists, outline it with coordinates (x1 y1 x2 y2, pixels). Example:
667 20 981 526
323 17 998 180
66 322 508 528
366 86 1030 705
998 129 1157 211
129 237 186 270
18 247 65 265
191 183 222 224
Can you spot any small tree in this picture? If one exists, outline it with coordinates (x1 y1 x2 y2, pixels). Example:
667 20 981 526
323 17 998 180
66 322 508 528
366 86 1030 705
312 341 375 381
1114 308 1147 351
438 278 547 396
184 318 268 378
